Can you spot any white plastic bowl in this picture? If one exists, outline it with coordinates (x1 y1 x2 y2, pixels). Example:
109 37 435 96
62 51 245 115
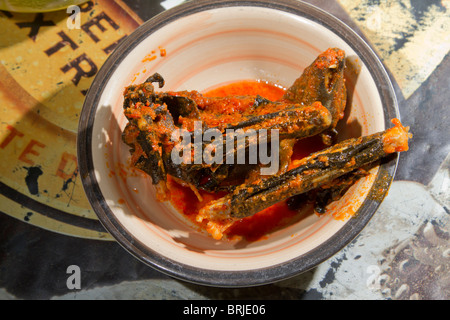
77 0 399 286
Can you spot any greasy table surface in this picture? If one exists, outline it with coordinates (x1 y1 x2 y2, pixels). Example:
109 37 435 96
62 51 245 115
0 0 448 300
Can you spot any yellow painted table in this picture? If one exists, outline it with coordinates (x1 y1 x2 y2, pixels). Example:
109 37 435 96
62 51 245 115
0 0 141 240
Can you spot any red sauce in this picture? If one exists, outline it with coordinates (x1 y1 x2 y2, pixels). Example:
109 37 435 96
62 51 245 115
226 201 299 242
167 80 326 241
204 80 286 101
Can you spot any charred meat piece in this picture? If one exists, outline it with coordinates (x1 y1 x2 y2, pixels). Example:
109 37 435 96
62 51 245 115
281 48 347 145
160 101 332 193
169 101 333 192
197 119 411 239
122 74 178 200
286 168 370 214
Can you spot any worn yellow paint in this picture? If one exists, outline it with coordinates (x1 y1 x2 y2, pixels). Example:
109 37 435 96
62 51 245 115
0 0 140 239
338 0 450 99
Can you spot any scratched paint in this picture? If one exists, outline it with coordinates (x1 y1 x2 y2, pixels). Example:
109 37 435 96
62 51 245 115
23 165 43 195
337 0 450 99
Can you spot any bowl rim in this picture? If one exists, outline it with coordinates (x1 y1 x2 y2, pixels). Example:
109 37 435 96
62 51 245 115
77 0 399 287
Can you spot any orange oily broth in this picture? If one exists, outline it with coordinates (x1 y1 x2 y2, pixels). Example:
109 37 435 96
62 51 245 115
167 80 327 241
